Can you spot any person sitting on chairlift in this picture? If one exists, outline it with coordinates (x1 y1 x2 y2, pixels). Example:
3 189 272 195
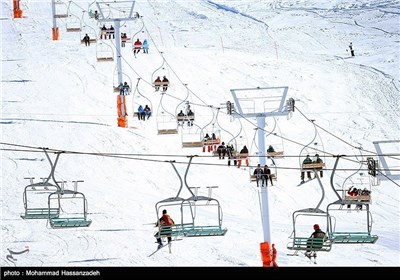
133 38 142 57
237 146 249 168
226 144 236 166
177 110 185 126
313 154 324 178
121 82 130 95
263 165 273 186
155 209 175 249
144 105 151 119
305 224 326 258
137 105 144 121
83 34 90 46
254 164 265 187
217 142 227 160
187 109 194 126
267 145 275 153
154 76 161 91
162 76 169 92
109 25 115 39
301 155 312 183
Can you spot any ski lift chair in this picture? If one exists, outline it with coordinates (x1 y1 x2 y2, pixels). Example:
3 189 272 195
326 156 378 244
287 208 333 252
48 189 92 228
181 127 203 148
20 182 60 219
327 202 378 244
54 0 68 18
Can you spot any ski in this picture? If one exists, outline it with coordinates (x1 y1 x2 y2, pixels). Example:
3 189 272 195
297 178 316 186
305 252 317 264
147 243 170 257
148 238 181 257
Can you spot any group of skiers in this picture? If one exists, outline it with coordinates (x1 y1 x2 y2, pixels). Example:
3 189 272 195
133 38 149 56
153 76 169 92
346 187 371 210
100 24 115 39
137 105 152 120
253 164 274 187
177 109 194 126
301 154 324 183
119 82 131 95
213 143 248 167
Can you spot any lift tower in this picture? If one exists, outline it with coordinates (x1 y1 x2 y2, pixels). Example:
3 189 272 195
231 86 293 267
96 1 137 127
13 0 23 18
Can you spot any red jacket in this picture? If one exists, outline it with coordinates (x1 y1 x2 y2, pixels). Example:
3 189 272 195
161 214 174 226
134 40 142 49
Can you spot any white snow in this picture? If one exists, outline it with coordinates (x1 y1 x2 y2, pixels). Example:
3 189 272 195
1 0 399 267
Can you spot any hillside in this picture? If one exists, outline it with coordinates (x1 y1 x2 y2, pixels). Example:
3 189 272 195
1 0 399 267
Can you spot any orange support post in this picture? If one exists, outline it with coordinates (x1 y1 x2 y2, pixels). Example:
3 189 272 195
52 27 60 40
117 95 128 128
260 242 278 267
13 0 23 18
117 116 128 128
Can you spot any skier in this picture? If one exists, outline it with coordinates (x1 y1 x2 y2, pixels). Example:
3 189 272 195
82 34 90 46
142 39 149 53
155 209 175 249
253 164 264 187
161 76 169 92
133 38 142 57
137 105 144 121
121 82 130 95
305 224 326 259
237 146 249 168
300 155 312 183
154 76 161 91
313 154 323 178
263 165 273 186
349 42 355 57
216 142 227 159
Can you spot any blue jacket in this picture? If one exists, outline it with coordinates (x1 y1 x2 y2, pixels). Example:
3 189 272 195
138 105 144 113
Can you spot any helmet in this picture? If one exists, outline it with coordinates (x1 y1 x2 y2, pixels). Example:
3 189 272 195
313 224 320 230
